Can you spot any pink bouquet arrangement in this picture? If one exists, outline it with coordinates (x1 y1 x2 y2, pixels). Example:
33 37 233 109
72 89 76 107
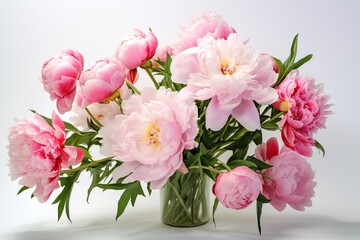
7 12 331 234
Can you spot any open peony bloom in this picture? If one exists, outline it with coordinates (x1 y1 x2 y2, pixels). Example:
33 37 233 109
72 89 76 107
41 49 84 114
213 166 263 210
255 137 316 211
7 113 84 203
115 29 158 70
99 87 198 189
77 57 127 108
171 11 236 55
171 34 278 131
274 70 332 157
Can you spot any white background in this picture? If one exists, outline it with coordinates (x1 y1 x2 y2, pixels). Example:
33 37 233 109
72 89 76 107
1 0 359 239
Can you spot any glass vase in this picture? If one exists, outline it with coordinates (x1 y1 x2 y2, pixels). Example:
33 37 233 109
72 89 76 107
160 169 210 227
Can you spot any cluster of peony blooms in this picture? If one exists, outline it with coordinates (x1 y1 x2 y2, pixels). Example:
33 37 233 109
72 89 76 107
7 11 331 233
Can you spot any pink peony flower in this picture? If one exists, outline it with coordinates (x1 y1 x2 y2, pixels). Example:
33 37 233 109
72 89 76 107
41 49 84 114
274 70 332 157
99 87 198 189
76 57 127 108
171 11 236 55
255 137 316 211
213 166 263 210
7 113 84 203
115 29 158 70
171 34 278 131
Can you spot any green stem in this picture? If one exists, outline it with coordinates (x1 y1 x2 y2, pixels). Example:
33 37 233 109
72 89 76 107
167 181 192 220
145 68 160 89
217 161 232 172
188 165 222 174
61 157 114 174
264 111 284 124
114 98 123 114
219 116 233 140
85 107 103 128
126 81 141 95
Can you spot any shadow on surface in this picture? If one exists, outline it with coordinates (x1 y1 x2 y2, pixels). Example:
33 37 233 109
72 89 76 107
5 209 360 240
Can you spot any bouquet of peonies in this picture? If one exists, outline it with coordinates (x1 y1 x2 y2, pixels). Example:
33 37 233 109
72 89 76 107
7 12 331 234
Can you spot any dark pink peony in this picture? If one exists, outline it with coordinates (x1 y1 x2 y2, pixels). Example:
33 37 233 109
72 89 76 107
274 70 331 157
8 113 84 202
41 49 84 114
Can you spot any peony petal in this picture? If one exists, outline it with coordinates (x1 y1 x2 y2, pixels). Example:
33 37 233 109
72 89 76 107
112 162 141 181
177 162 188 174
171 47 201 84
266 137 279 159
231 100 260 131
82 79 113 102
62 146 84 167
52 112 66 141
205 97 231 131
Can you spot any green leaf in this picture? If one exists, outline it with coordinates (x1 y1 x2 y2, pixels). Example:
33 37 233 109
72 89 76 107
314 140 325 156
252 130 263 145
292 54 313 70
261 121 279 130
283 34 298 69
199 142 209 155
87 166 103 203
147 182 152 196
116 181 145 220
227 147 249 164
97 183 129 191
52 171 80 221
227 159 257 169
17 186 29 195
257 193 271 203
246 156 273 170
212 198 219 227
256 201 263 235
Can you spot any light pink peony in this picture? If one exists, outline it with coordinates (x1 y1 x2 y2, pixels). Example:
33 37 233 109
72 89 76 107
171 34 278 131
151 44 174 68
7 113 84 203
213 166 263 210
76 57 127 108
171 11 236 55
115 29 158 70
255 137 316 211
274 70 331 157
41 49 84 114
99 87 198 189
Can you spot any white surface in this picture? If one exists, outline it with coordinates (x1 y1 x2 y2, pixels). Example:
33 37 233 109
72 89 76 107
1 0 360 239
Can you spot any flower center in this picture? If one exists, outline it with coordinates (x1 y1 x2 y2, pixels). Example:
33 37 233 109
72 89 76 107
278 100 290 112
220 58 238 75
145 122 161 149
